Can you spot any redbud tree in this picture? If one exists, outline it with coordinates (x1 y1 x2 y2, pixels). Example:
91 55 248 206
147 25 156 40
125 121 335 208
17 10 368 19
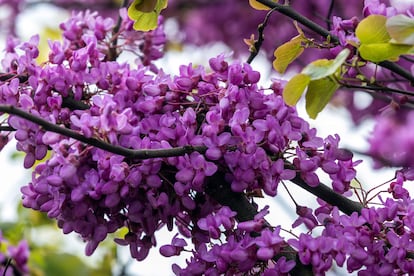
1 0 414 275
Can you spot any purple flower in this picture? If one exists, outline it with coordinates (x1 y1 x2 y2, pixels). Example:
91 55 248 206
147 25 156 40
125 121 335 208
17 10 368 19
160 234 188 257
363 0 397 17
292 206 319 230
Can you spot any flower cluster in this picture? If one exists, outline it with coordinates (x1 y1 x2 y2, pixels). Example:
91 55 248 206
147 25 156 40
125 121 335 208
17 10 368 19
172 206 293 275
288 193 414 275
172 227 293 275
0 231 29 276
368 112 414 168
0 9 363 273
363 0 398 17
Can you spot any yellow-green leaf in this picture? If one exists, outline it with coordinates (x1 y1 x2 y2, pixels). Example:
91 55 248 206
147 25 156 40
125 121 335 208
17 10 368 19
356 15 390 44
350 178 362 189
273 35 304 73
305 77 339 119
249 0 273 10
283 73 311 106
38 27 61 64
359 43 412 62
128 0 168 31
302 48 350 80
356 15 414 62
386 14 414 45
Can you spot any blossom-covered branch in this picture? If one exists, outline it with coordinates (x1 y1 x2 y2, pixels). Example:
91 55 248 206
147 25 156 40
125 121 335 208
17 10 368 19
0 105 207 159
0 104 363 217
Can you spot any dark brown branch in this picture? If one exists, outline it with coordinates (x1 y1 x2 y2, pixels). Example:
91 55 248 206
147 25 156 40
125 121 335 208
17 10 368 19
205 169 362 275
257 0 336 42
1 257 22 276
0 125 14 131
0 73 28 83
378 61 414 86
290 173 363 215
0 104 367 275
61 96 90 110
205 172 259 222
0 105 207 159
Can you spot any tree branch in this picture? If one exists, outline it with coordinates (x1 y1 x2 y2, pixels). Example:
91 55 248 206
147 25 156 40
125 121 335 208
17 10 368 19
289 173 363 215
0 125 14 131
0 105 364 217
1 104 363 216
0 105 206 159
256 0 336 42
378 61 414 86
0 73 28 83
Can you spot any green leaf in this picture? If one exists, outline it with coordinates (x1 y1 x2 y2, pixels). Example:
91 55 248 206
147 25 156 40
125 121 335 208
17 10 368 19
386 14 414 45
273 35 304 73
359 43 412 62
128 0 168 31
305 77 339 119
283 73 311 106
356 15 390 44
302 48 350 80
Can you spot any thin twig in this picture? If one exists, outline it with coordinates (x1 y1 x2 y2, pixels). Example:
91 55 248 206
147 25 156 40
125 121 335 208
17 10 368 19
108 0 130 61
339 81 414 97
2 258 11 276
246 8 277 64
326 0 335 30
